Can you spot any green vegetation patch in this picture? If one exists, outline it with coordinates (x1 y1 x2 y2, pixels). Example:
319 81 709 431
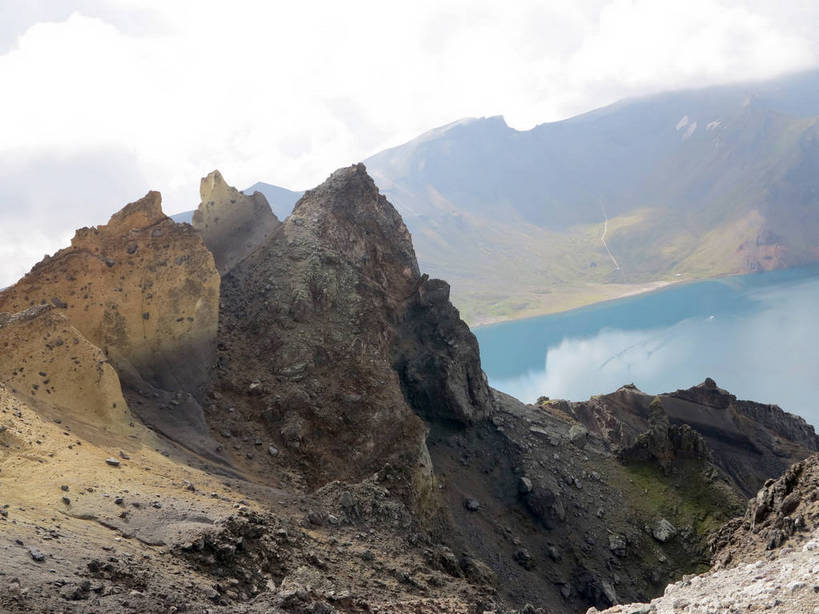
614 459 743 538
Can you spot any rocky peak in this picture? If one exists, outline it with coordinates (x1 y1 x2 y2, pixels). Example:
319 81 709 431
288 163 420 291
199 170 237 203
668 377 735 409
192 170 280 273
215 164 491 485
0 191 220 396
71 191 166 251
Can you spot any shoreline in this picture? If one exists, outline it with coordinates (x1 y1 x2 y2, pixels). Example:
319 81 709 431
467 263 819 330
467 278 683 330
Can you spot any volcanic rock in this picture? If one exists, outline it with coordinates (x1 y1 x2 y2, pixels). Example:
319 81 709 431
217 164 492 484
564 380 818 496
0 305 131 430
192 170 280 274
0 191 220 395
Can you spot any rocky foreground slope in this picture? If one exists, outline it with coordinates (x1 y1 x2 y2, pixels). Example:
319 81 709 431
591 454 819 614
1 164 817 614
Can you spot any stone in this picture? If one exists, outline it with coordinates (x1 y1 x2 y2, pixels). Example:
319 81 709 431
459 556 496 585
339 491 355 509
609 533 627 557
464 498 481 512
568 423 588 447
518 477 534 494
29 547 45 562
268 445 279 457
513 548 534 569
560 584 571 599
105 457 121 467
653 518 677 543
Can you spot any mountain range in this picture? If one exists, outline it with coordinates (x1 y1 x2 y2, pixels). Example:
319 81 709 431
215 69 819 325
2 163 817 613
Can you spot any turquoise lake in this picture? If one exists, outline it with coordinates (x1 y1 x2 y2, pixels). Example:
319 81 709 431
473 267 819 427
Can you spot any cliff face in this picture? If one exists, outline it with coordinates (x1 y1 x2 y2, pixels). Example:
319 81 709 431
214 164 492 485
0 305 130 432
192 170 280 274
563 379 818 497
0 192 220 395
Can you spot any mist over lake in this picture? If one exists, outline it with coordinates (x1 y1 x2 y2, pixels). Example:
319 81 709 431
475 267 819 428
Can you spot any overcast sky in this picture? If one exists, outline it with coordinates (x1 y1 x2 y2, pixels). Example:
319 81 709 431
1 0 818 287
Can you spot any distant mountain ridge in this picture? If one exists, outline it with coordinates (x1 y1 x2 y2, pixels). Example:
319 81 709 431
236 70 819 324
359 69 819 324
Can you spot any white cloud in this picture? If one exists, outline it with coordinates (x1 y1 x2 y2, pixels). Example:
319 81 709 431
0 0 817 286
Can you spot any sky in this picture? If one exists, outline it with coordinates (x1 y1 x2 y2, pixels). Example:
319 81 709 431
1 0 819 287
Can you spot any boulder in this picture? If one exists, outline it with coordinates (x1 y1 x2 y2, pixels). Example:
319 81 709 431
652 518 677 543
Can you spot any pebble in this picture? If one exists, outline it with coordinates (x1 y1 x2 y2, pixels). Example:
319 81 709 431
28 547 45 562
464 498 480 512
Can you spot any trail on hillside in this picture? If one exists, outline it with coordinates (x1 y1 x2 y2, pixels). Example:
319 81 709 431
600 202 621 271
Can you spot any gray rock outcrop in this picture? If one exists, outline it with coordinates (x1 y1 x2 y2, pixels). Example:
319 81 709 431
192 170 280 274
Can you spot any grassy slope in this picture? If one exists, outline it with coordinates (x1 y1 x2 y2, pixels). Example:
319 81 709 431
414 206 761 326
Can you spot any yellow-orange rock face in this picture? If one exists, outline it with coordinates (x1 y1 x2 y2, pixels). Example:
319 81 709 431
0 191 220 393
0 305 131 432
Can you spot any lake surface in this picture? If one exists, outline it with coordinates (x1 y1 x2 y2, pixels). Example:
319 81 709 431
474 267 819 427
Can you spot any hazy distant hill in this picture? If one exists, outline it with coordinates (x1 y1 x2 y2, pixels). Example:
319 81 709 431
243 182 303 220
230 71 819 324
360 69 819 324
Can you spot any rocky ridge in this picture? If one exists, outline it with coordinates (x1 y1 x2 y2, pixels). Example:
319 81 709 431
193 170 280 274
562 380 818 497
1 163 817 614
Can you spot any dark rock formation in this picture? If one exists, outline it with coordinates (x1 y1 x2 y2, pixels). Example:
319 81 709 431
215 164 492 485
564 380 818 497
392 276 492 425
192 170 280 274
710 453 819 568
